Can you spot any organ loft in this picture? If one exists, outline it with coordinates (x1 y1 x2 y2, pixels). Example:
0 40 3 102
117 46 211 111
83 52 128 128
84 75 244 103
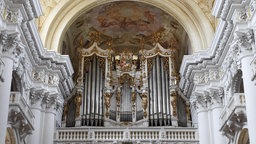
63 29 190 128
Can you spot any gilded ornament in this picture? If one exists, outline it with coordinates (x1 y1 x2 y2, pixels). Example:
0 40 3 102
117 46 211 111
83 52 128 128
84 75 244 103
186 103 191 121
141 93 148 118
74 92 82 118
171 91 177 117
104 92 112 117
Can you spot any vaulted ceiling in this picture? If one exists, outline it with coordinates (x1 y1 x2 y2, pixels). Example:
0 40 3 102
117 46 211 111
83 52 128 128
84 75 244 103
37 0 215 53
62 1 188 61
37 0 216 78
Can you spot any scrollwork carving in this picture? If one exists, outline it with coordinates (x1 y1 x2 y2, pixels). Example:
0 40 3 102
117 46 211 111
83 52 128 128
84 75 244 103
1 32 23 61
235 29 255 53
48 74 59 85
30 88 45 106
33 70 45 82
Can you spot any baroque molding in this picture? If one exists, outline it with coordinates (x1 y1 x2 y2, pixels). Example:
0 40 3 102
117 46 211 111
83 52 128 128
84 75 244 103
182 1 256 99
220 0 232 19
193 68 223 84
23 0 35 20
180 21 233 97
21 21 74 98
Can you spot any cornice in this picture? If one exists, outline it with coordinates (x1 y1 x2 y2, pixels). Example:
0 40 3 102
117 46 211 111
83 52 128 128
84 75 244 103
0 0 74 98
180 0 256 99
179 21 233 97
21 21 74 97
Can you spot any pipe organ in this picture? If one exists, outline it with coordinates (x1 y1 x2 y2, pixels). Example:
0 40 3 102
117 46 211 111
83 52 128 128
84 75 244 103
66 42 188 127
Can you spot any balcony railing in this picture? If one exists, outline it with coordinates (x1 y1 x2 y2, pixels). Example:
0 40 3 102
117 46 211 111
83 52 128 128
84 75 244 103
9 92 34 139
9 92 34 126
54 127 198 143
220 93 247 139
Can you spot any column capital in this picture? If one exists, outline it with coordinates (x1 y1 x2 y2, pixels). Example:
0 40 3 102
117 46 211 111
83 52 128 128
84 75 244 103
30 88 45 108
0 31 24 61
43 93 62 114
0 30 24 84
209 87 224 108
191 91 211 112
30 88 63 112
233 29 255 60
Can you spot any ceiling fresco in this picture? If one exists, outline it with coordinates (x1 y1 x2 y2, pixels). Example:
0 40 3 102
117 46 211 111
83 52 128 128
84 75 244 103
62 1 189 78
66 1 186 51
84 2 170 37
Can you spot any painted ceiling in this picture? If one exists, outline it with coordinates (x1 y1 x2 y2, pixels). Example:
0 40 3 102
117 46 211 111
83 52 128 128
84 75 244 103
65 1 186 51
61 1 190 76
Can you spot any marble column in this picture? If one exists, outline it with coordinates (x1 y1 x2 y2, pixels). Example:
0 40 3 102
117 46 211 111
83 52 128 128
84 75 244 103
28 90 45 144
0 57 14 142
29 106 43 144
240 54 256 144
42 98 57 144
0 31 22 143
197 107 210 144
235 29 256 144
192 92 211 144
209 89 226 144
211 106 225 144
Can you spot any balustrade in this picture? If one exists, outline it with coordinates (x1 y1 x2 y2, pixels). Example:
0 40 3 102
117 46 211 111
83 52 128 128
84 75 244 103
220 93 247 139
54 127 198 143
220 93 246 127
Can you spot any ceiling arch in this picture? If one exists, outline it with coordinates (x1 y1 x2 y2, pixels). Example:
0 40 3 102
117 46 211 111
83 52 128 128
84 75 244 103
39 0 214 54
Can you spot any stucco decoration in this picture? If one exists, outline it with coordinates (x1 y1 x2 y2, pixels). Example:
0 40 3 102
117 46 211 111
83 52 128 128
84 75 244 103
192 0 216 28
37 0 60 31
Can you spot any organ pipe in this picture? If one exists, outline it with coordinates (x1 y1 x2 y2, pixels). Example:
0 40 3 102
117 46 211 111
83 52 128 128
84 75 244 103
148 56 172 126
81 55 105 126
